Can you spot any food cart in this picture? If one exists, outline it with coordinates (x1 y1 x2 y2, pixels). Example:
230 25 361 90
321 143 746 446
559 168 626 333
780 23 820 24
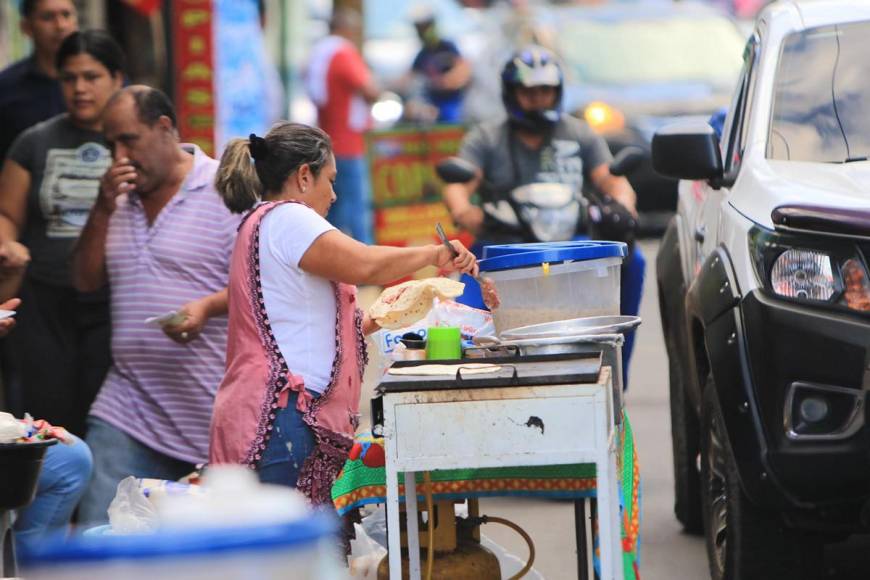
335 241 641 580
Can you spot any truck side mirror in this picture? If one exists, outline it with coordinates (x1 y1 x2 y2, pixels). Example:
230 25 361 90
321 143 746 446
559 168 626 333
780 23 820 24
435 157 478 184
609 146 645 177
652 121 723 181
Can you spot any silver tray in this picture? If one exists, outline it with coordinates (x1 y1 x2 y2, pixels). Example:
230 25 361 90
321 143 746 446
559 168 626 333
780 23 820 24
470 333 624 356
500 315 641 340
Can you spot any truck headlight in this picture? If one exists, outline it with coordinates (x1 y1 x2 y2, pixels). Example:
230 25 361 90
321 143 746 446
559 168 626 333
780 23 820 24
769 248 835 301
750 228 870 313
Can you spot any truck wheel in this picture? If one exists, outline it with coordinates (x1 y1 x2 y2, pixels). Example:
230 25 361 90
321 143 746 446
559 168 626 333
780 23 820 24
700 377 821 580
669 350 703 533
661 288 703 533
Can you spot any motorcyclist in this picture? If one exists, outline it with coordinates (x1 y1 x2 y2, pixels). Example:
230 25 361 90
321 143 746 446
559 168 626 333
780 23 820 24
442 45 645 381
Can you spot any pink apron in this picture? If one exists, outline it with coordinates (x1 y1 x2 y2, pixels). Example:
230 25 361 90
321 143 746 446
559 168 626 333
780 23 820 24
209 201 367 505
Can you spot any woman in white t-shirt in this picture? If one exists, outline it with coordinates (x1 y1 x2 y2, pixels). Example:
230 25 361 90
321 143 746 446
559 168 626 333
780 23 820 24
209 123 478 503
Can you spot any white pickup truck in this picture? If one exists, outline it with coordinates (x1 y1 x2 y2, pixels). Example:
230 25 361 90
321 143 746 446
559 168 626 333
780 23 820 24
652 1 870 579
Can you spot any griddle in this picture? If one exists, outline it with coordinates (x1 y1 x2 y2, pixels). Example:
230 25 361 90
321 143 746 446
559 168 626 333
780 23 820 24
377 352 603 394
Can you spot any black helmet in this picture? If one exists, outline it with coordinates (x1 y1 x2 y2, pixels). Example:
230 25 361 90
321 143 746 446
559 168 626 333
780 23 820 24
501 45 563 132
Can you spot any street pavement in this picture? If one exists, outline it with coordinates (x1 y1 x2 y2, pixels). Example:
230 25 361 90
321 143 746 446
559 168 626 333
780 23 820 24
360 238 870 579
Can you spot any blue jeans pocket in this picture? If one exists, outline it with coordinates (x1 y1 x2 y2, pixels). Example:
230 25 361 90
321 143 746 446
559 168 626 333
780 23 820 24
256 391 318 487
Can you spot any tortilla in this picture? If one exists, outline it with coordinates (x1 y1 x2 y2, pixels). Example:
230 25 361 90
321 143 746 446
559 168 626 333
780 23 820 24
369 278 465 330
388 363 502 376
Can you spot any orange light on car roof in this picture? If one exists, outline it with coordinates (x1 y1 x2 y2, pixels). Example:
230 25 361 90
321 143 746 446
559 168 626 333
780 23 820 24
584 101 625 135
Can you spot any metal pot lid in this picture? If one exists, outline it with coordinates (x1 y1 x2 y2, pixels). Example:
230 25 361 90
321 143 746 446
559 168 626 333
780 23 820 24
500 315 642 340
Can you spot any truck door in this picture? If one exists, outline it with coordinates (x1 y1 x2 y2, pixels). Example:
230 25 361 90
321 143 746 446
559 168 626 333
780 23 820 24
692 35 760 277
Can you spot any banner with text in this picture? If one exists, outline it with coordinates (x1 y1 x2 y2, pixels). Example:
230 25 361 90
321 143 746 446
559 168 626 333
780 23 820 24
367 125 472 251
173 0 215 156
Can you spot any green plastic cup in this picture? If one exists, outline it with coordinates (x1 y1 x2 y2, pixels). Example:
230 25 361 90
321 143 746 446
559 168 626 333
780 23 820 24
425 326 462 360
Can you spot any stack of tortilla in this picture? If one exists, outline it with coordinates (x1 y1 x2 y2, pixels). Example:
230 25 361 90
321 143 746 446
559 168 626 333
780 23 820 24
368 278 465 330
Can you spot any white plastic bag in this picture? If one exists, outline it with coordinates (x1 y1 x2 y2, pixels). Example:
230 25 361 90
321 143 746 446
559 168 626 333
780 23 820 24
360 505 388 548
107 476 157 533
373 300 494 361
348 522 387 579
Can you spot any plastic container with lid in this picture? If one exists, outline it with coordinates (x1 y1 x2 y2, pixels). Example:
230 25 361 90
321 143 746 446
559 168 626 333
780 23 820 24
479 241 626 333
21 466 346 580
21 515 344 580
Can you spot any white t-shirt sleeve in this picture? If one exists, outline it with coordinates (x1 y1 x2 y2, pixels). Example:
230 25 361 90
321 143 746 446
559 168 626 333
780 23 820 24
263 203 336 268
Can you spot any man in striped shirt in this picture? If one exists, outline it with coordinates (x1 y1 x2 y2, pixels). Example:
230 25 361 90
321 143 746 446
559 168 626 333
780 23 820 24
72 86 241 523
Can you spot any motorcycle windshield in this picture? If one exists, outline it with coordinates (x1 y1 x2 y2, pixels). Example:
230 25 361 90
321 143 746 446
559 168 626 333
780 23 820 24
510 183 575 208
520 201 581 242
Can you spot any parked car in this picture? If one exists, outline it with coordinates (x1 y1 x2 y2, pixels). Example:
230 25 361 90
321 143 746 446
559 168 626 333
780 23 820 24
548 0 746 233
653 2 870 579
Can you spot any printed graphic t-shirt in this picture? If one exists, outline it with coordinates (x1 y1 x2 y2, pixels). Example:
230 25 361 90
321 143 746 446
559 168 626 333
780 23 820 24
8 114 111 286
459 115 613 242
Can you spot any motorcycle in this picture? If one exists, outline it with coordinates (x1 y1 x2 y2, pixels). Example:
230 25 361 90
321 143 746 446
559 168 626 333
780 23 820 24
436 146 644 248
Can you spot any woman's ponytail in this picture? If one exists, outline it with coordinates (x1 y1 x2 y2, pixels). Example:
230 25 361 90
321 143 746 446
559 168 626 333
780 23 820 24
215 137 262 213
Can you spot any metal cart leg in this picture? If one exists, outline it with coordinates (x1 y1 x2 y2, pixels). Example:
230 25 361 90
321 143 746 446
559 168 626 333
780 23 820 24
404 472 422 580
575 498 594 580
385 462 402 580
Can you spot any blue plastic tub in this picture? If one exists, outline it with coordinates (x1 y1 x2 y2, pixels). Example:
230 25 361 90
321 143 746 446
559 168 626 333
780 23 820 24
21 515 339 580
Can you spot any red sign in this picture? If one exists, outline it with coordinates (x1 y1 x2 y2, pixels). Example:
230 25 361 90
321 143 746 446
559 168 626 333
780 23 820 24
172 1 215 156
367 125 472 249
121 0 162 16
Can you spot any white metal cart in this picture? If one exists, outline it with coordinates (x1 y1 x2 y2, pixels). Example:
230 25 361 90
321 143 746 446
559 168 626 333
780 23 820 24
378 348 625 580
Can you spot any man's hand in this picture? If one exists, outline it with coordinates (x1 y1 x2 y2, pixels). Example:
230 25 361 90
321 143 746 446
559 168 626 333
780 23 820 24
97 158 137 215
162 299 208 344
0 241 30 272
453 205 484 234
0 298 21 338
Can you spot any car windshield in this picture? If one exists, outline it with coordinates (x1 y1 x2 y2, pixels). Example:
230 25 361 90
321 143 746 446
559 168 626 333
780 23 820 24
768 21 870 163
556 16 744 87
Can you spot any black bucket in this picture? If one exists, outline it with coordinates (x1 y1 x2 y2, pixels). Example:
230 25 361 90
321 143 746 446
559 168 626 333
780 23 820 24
0 440 57 510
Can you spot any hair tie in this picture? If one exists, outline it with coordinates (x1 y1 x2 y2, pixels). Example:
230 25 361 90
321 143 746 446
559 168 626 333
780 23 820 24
249 133 268 161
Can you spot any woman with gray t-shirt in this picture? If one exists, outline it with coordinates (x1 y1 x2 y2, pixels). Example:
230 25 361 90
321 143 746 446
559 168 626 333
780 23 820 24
0 30 125 436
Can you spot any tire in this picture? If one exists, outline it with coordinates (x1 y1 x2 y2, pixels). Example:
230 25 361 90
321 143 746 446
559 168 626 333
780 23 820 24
659 285 703 533
700 376 822 580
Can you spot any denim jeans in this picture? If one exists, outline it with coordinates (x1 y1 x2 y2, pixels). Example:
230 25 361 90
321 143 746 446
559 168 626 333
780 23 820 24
78 417 195 525
13 435 92 553
328 156 373 245
256 391 319 488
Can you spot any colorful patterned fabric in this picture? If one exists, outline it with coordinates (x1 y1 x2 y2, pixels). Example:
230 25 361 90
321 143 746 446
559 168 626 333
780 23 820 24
332 413 640 579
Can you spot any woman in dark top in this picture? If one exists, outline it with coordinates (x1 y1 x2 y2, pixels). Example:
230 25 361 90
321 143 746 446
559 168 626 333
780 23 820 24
0 30 125 435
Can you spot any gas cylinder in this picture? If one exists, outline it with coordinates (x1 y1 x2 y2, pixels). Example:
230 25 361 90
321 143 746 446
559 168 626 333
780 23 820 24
377 500 501 580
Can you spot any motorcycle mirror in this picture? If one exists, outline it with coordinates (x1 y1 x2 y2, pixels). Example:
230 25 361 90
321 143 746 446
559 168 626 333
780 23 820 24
609 146 645 177
436 157 478 184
